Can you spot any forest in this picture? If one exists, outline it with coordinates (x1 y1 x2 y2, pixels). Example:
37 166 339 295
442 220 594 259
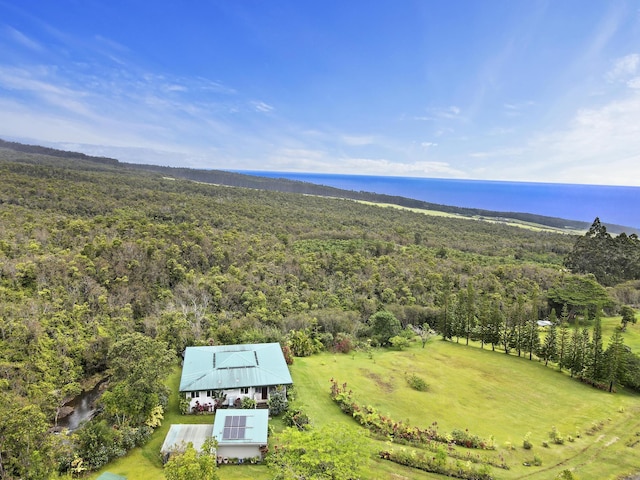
0 144 639 479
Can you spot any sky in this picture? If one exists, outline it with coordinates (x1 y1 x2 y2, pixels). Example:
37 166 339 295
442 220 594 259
1 1 640 186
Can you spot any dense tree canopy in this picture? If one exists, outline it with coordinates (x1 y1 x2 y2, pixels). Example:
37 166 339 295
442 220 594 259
547 274 613 318
564 217 640 286
0 148 638 476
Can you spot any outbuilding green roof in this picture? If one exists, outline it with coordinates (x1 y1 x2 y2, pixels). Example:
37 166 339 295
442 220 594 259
96 473 127 480
179 343 292 392
212 409 269 445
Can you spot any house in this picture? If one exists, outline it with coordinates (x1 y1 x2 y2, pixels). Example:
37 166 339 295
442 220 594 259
179 343 293 412
212 409 269 462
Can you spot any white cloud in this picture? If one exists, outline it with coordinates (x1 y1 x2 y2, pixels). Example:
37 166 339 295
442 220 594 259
420 142 437 148
469 147 524 159
4 26 43 51
503 101 534 116
437 105 461 119
416 105 462 122
264 145 464 178
627 77 640 89
341 135 374 146
606 53 640 82
525 90 640 185
164 84 188 93
252 101 274 112
341 158 463 177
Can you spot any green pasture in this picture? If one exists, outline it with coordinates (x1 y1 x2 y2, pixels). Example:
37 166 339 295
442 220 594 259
355 200 584 234
90 321 640 480
292 338 640 480
602 313 640 351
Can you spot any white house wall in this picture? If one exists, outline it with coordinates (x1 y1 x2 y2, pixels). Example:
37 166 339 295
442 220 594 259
217 444 261 461
186 386 279 411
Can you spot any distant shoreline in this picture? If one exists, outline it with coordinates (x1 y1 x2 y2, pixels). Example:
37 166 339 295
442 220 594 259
234 170 640 230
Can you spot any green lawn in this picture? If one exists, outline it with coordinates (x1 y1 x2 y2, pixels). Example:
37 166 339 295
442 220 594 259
602 313 640 351
292 339 640 480
89 321 640 479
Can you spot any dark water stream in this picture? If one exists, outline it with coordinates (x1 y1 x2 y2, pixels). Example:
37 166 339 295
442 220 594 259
56 381 105 431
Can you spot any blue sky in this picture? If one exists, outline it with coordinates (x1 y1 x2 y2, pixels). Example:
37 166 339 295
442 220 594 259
1 1 640 186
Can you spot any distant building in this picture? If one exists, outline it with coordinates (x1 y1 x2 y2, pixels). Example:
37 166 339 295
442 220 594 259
179 343 293 412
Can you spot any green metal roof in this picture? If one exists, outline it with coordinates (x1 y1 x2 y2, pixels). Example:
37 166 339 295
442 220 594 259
96 473 127 480
212 409 269 445
179 343 292 392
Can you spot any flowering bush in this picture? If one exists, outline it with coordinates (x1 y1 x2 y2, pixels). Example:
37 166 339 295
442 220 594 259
379 448 494 480
329 379 494 450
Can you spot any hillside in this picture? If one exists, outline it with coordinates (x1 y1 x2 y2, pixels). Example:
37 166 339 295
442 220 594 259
2 138 635 234
1 142 639 479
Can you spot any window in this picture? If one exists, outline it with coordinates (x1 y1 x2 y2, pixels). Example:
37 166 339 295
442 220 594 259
240 387 249 395
190 391 200 399
206 390 213 397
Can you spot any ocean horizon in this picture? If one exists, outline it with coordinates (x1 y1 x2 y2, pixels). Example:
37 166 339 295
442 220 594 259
235 171 640 230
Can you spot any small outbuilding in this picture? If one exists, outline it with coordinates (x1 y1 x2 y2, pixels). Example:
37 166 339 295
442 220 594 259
212 409 269 462
160 424 214 462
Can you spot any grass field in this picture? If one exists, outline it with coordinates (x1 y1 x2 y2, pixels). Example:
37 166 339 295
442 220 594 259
89 320 640 480
292 337 640 480
355 200 586 235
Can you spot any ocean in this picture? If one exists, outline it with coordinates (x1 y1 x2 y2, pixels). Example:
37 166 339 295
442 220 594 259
236 171 640 230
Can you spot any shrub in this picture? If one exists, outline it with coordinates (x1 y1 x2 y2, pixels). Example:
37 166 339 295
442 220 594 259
523 432 533 450
389 335 410 350
450 429 485 449
379 448 493 480
555 470 578 480
281 345 294 365
179 398 190 415
241 397 256 409
549 426 564 445
145 405 164 428
283 408 311 430
267 386 288 416
333 332 354 354
329 379 494 450
406 373 428 392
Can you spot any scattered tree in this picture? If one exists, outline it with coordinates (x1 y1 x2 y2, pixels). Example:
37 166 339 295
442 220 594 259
369 310 401 346
269 424 368 480
619 305 637 331
164 439 218 480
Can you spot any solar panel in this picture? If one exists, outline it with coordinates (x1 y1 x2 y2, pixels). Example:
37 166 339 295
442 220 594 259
222 415 247 440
